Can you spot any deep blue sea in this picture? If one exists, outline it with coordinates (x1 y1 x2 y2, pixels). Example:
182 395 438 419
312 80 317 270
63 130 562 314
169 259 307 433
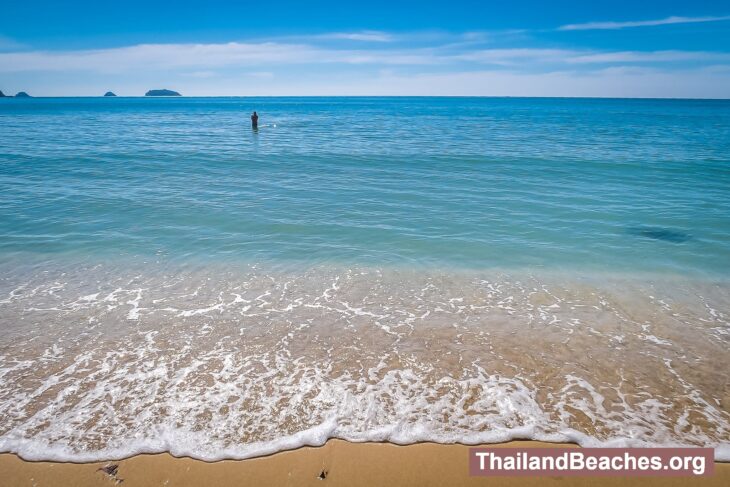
1 97 729 462
1 97 729 275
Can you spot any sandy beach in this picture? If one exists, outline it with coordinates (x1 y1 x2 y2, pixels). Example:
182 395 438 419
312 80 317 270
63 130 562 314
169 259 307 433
0 440 727 487
3 2 730 485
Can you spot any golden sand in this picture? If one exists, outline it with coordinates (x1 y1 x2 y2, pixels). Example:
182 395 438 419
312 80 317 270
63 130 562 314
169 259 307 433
0 440 727 487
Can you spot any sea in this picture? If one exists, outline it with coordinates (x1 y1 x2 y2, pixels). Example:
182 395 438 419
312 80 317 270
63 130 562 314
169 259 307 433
0 96 728 461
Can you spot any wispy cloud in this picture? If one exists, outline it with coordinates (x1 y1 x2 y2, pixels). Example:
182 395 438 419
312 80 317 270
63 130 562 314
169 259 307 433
0 42 444 73
559 15 730 31
315 30 394 42
246 71 275 78
2 29 729 98
445 48 730 66
2 41 729 74
0 42 312 72
252 68 730 98
456 48 578 65
183 70 219 78
567 50 730 64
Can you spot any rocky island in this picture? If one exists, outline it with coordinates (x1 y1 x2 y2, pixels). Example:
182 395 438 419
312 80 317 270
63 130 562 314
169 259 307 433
145 89 181 97
104 91 117 97
15 91 31 98
0 90 5 97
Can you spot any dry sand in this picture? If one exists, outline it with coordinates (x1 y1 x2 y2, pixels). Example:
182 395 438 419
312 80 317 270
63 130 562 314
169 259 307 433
0 440 727 487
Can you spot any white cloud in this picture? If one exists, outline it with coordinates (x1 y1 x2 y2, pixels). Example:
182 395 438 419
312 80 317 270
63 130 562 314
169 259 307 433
5 41 727 75
316 31 394 42
17 66 730 97
184 70 219 78
455 48 730 66
280 68 730 98
567 50 730 64
0 42 323 73
1 32 729 98
559 15 730 31
456 48 578 65
0 42 445 73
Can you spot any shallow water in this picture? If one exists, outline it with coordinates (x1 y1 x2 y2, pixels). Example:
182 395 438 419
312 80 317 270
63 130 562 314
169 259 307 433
1 97 729 274
0 97 729 460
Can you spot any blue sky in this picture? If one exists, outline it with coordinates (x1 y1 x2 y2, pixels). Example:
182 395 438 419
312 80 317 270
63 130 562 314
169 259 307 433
1 1 729 97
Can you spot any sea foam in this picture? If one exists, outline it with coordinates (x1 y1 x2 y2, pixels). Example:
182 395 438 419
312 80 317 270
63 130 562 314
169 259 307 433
0 262 728 461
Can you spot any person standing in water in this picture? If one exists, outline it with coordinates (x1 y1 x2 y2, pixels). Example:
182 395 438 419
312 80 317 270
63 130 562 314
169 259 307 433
251 111 259 129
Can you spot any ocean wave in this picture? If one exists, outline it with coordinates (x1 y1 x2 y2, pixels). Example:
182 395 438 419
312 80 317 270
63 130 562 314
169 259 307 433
0 262 728 461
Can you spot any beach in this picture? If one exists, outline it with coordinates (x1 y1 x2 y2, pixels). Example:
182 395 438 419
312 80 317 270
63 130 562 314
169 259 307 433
0 97 728 472
2 440 729 487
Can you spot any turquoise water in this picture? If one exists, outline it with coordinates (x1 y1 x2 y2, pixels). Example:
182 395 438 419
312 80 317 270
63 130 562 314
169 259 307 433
1 97 729 275
1 97 730 462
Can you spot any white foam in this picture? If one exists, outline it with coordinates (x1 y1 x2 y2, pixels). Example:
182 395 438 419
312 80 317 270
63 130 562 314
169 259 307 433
642 334 672 346
1 264 728 462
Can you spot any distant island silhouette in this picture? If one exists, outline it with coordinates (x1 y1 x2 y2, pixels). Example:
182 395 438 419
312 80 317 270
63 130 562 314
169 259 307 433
15 91 31 98
104 91 117 97
0 90 5 97
145 89 181 97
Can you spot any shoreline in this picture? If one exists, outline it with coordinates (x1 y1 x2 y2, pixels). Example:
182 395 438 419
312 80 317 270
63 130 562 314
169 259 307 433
1 440 728 487
1 261 728 466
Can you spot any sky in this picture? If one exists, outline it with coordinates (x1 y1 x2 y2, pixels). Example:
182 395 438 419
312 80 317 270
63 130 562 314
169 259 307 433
1 1 729 97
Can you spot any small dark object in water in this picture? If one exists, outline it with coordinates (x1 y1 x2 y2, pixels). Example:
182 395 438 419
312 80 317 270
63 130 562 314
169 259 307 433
318 469 328 480
627 226 691 243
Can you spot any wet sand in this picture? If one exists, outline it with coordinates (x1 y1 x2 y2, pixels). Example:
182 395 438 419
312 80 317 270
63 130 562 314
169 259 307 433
2 264 729 460
0 440 728 487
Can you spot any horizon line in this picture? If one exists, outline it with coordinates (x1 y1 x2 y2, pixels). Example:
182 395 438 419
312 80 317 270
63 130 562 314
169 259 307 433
2 94 730 101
